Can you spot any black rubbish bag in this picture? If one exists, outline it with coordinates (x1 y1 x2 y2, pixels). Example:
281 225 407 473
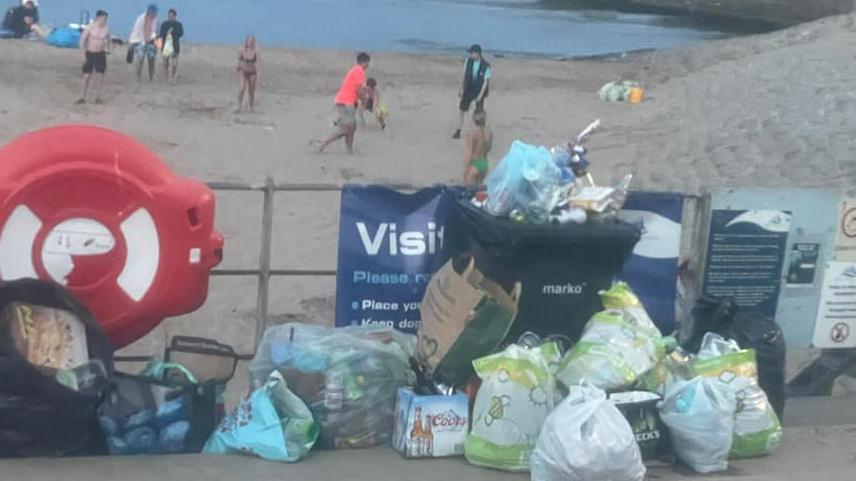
681 295 786 418
0 279 114 458
98 370 222 455
450 199 641 341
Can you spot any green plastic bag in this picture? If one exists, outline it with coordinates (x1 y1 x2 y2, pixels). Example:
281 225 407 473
692 339 782 458
465 342 559 472
203 371 318 462
556 283 664 391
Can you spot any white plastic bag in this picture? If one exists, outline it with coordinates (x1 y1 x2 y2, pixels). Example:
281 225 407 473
693 333 783 457
556 283 664 391
465 343 558 472
530 384 645 481
659 377 736 473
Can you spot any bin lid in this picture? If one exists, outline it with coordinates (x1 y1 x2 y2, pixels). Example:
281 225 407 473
454 198 641 250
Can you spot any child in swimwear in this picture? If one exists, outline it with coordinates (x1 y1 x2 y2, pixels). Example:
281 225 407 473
464 109 492 186
359 77 387 130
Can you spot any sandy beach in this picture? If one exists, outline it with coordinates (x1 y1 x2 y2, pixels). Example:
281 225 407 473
2 14 856 383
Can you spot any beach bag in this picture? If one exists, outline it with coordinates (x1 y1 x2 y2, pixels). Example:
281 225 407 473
530 383 645 481
465 343 558 472
0 279 114 458
46 27 81 49
556 282 664 391
162 31 174 57
693 334 783 457
659 377 736 473
126 45 135 64
203 371 318 462
98 364 222 455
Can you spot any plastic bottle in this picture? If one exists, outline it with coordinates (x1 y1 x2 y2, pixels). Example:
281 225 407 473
124 426 158 454
550 145 571 167
158 420 191 453
325 372 344 411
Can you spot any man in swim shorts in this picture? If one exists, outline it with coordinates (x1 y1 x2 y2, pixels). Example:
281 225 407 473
129 4 159 82
77 9 110 104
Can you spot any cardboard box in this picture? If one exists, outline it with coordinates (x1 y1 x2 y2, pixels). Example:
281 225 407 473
393 388 469 458
416 256 520 387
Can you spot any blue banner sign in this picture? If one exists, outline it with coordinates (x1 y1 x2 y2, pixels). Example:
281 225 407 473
335 185 455 333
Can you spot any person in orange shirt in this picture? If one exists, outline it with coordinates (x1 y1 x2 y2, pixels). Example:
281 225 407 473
318 52 371 155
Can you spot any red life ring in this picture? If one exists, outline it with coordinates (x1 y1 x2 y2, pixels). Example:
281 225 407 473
0 125 223 348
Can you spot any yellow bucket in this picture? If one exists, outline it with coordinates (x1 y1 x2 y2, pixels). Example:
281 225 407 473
628 87 645 104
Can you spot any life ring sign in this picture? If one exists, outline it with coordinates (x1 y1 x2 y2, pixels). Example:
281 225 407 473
0 125 224 348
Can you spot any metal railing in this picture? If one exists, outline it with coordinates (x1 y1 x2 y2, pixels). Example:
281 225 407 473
205 179 425 359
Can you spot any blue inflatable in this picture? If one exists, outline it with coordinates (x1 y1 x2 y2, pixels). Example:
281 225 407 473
46 27 80 48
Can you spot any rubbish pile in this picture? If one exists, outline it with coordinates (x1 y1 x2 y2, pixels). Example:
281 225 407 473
0 224 785 478
475 119 633 226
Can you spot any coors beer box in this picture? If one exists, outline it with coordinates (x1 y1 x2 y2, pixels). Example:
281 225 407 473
393 388 469 458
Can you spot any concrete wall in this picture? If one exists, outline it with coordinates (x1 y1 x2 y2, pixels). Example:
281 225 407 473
585 0 855 25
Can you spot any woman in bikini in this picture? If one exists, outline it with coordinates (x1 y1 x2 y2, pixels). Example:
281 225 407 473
236 35 258 112
464 109 492 186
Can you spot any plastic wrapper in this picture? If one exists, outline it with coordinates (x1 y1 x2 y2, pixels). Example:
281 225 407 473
204 372 318 462
692 333 783 457
659 377 736 473
530 384 645 481
556 282 664 391
465 342 559 472
485 140 562 223
249 323 416 449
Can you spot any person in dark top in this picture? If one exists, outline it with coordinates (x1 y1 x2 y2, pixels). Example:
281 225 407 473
452 44 491 139
8 1 44 39
159 8 183 83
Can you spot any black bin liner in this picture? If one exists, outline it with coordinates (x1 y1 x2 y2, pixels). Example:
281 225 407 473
681 295 787 418
0 279 114 458
449 199 641 341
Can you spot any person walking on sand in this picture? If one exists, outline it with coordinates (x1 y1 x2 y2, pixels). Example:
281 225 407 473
159 8 183 83
317 52 371 155
236 34 258 112
129 4 159 82
464 110 492 186
453 44 491 139
76 10 110 104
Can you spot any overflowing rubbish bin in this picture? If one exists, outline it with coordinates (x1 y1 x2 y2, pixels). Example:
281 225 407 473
451 199 640 341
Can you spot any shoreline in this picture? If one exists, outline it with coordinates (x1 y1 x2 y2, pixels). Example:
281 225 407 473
570 0 854 25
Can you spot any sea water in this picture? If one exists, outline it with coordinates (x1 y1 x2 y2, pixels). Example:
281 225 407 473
43 0 772 57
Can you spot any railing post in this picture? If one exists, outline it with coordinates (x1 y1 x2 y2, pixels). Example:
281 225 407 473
254 177 276 351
